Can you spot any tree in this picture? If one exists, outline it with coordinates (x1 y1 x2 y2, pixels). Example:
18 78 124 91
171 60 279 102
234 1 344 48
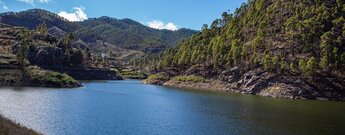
201 24 208 31
341 52 345 70
108 51 113 59
36 21 48 36
280 59 288 73
298 59 307 73
221 12 230 26
306 57 318 76
84 47 91 65
263 53 273 71
285 16 301 57
320 31 336 69
178 51 187 65
290 62 296 72
230 39 241 65
191 49 199 64
272 56 279 70
65 33 75 46
319 55 329 70
241 45 248 61
16 31 32 72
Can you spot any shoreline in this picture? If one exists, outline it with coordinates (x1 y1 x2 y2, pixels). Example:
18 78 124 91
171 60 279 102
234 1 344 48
0 114 40 135
144 78 345 101
0 80 83 88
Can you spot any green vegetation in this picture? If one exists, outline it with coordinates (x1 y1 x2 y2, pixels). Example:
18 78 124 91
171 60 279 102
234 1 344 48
141 0 345 78
171 75 209 83
9 21 97 69
306 57 318 76
147 73 170 81
0 9 197 54
15 31 32 72
119 69 148 79
28 68 79 87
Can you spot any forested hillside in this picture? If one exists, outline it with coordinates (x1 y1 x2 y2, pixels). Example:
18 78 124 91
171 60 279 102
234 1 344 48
143 0 345 100
0 9 197 55
149 0 345 75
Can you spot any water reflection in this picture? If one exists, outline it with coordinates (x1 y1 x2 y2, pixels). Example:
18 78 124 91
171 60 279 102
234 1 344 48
0 80 344 135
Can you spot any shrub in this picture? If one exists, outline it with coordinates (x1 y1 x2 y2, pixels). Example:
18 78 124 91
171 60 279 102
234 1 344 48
29 69 78 85
120 70 148 79
172 75 209 83
147 73 170 82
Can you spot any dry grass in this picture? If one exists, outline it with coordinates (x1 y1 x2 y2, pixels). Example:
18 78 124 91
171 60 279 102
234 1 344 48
0 115 40 135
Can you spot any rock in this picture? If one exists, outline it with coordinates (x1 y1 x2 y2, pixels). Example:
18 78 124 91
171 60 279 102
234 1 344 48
145 67 345 101
220 67 241 82
29 46 64 67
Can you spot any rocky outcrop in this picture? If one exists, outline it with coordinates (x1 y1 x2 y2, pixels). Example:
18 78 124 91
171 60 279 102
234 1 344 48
227 69 308 99
28 46 64 67
145 68 345 101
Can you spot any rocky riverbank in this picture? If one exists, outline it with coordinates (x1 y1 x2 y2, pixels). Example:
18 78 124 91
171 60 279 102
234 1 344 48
144 68 345 101
0 115 40 135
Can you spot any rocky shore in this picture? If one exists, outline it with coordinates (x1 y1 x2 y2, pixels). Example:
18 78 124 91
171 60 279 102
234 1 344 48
0 115 40 135
144 68 345 101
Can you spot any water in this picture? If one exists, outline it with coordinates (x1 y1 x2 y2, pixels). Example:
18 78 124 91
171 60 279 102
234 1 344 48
0 80 344 135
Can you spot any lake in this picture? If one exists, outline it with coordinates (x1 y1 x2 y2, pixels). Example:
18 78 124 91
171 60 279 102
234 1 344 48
0 80 344 135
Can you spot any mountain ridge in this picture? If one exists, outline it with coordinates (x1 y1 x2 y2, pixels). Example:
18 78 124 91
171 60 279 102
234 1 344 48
0 9 198 57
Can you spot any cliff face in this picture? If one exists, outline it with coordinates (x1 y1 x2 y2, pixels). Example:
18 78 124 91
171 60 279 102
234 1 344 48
0 23 122 84
0 23 66 67
144 0 345 100
28 46 64 67
146 67 345 100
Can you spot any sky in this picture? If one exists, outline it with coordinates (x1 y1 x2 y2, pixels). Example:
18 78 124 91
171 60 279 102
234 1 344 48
0 0 246 30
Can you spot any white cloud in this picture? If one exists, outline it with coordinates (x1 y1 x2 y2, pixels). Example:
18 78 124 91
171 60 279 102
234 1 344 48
58 7 88 22
18 0 50 5
147 20 178 31
39 0 49 3
0 0 7 10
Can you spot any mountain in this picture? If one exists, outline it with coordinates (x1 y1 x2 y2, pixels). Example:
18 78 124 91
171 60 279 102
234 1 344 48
0 9 198 56
75 16 196 53
143 0 345 100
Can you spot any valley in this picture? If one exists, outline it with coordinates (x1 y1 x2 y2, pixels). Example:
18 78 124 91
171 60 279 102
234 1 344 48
0 0 345 134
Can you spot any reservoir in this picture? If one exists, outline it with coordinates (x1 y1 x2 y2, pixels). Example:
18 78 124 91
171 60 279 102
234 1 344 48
0 80 344 135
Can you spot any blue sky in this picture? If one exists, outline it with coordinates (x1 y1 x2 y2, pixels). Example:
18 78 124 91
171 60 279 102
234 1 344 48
0 0 246 30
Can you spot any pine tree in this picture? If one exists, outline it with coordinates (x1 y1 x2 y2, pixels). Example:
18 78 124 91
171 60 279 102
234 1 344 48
298 59 307 73
36 21 48 36
263 54 273 71
15 31 32 72
306 57 318 76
